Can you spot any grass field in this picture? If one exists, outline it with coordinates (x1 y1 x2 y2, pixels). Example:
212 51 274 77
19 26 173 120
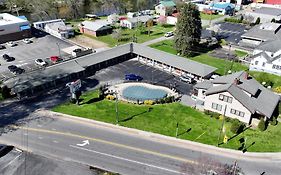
200 13 223 20
149 40 248 75
235 50 248 58
94 24 175 47
53 90 281 152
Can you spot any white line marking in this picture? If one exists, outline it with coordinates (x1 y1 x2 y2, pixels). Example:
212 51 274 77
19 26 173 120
38 136 43 139
53 140 58 143
70 145 182 174
1 153 22 169
51 128 56 131
37 125 42 127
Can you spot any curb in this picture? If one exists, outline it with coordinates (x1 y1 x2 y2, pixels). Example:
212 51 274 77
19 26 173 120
37 109 281 162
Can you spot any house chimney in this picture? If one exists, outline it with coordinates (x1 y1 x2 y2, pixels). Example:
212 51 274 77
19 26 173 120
244 72 249 80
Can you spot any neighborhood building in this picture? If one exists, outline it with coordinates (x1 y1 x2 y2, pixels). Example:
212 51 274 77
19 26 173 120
33 19 64 30
79 20 112 37
155 0 176 16
193 71 280 124
0 13 31 43
211 3 235 15
107 13 119 24
249 39 281 76
240 22 281 47
120 15 153 29
245 7 281 23
45 21 74 39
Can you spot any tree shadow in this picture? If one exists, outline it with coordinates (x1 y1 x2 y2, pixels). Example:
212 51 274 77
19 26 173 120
227 125 251 142
119 108 153 123
178 128 192 137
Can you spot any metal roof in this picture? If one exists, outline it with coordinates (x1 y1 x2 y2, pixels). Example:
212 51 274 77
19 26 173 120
241 23 281 41
252 7 281 16
81 20 112 32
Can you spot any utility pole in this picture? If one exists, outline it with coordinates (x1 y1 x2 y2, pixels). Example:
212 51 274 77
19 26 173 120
56 42 62 59
224 43 232 75
217 105 227 146
115 93 119 125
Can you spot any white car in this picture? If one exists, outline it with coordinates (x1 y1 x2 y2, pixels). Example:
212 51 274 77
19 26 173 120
7 41 16 47
35 59 47 66
180 75 195 84
164 31 174 37
23 38 32 44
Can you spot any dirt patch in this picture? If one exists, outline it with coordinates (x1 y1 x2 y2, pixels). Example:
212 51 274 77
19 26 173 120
70 35 109 49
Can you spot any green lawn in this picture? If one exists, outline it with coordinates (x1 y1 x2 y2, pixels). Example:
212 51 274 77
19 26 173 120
235 50 248 58
53 90 281 152
149 40 248 75
94 24 175 47
250 71 281 88
200 12 223 20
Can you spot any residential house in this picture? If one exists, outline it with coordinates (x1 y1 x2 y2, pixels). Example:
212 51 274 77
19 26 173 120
45 21 74 39
245 7 281 23
155 0 176 16
33 19 64 30
240 22 281 47
211 3 235 15
250 40 281 76
120 15 153 29
193 71 280 124
107 13 119 24
79 20 112 37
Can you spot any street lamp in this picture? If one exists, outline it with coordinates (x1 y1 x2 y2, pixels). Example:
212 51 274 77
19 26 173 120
114 92 119 125
171 113 179 137
56 43 62 59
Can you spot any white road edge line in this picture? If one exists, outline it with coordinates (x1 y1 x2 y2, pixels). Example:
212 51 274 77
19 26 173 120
69 145 182 174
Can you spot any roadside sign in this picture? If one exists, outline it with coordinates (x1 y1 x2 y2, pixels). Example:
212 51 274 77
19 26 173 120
66 79 81 93
223 135 228 144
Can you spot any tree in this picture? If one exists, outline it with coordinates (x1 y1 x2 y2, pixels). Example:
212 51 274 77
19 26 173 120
1 86 11 99
112 28 122 44
147 19 153 36
174 3 202 56
271 18 276 23
258 118 266 131
255 17 260 25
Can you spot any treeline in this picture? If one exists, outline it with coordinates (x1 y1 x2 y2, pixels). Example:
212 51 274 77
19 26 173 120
2 0 158 21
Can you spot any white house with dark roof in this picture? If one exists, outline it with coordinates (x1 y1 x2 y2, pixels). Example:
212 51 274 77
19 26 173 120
240 22 281 47
155 0 176 16
250 40 281 75
193 71 280 124
120 15 153 29
45 21 74 39
79 20 112 37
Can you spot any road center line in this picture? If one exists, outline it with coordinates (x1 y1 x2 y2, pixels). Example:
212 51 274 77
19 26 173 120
70 145 182 174
13 126 195 164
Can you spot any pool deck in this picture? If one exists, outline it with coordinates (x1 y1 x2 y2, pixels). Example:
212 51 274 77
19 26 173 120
107 82 179 103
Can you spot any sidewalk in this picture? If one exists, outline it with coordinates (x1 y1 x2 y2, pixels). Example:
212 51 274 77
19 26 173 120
38 109 281 163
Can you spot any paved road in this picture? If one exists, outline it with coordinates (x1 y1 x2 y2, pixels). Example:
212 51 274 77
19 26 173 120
0 110 281 175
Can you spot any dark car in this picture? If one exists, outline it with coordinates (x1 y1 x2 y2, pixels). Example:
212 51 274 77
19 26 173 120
73 48 82 53
14 68 25 75
125 74 143 81
8 65 18 72
3 54 14 62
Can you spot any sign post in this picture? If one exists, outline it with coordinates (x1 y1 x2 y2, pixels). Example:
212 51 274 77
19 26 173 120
66 79 82 105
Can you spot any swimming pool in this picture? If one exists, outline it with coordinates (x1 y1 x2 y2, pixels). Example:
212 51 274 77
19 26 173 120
122 85 167 101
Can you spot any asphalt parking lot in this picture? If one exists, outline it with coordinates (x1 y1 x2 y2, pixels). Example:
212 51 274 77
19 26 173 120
0 34 75 81
91 59 194 95
216 22 247 45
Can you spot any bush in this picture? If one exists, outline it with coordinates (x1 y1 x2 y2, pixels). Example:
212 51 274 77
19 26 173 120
70 98 77 104
230 119 245 134
225 117 232 122
270 117 278 126
224 17 242 23
258 118 266 131
255 17 260 25
144 100 155 105
1 86 11 99
273 86 281 93
106 95 115 100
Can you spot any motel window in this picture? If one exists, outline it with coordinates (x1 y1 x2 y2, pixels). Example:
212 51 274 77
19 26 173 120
219 94 233 103
230 109 245 117
212 103 222 111
262 62 265 67
255 61 258 65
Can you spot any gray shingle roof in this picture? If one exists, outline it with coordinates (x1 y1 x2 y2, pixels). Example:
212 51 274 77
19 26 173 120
241 23 281 42
202 71 280 118
127 16 152 24
252 7 281 16
81 20 112 32
194 80 213 90
133 43 217 77
252 51 281 63
257 40 281 53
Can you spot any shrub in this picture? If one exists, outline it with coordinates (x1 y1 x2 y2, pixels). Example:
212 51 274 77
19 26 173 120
255 17 260 25
144 100 155 105
258 118 266 131
270 117 278 126
230 119 245 134
106 95 115 100
204 110 211 115
225 117 232 122
1 86 11 99
273 86 281 93
160 98 165 104
224 17 242 23
70 98 77 104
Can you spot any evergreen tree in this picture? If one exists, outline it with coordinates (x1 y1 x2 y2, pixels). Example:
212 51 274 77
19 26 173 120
255 17 260 25
174 3 201 56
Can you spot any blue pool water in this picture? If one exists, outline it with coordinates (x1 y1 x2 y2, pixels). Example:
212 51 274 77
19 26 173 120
122 85 167 101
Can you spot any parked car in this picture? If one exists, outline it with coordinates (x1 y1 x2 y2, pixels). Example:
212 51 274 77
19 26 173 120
180 75 195 84
23 38 32 44
0 45 5 50
125 74 143 81
50 56 60 63
164 31 174 37
35 58 47 66
2 54 14 62
8 65 24 75
73 48 82 53
6 41 16 47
